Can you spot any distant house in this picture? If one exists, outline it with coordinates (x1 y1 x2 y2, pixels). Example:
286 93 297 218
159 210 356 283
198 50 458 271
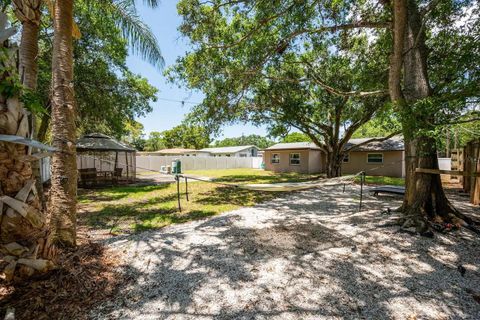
139 148 210 157
264 137 405 177
200 145 260 157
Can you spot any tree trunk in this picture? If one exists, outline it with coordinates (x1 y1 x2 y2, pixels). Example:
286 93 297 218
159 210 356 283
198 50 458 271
325 149 343 178
0 12 55 281
37 108 50 142
391 0 471 232
15 0 45 206
49 0 77 246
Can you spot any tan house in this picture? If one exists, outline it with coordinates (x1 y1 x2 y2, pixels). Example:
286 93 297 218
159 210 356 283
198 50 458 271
264 137 405 177
263 142 326 174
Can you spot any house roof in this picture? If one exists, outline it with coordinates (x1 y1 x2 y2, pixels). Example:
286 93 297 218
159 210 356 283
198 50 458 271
266 142 322 151
266 137 404 152
76 133 136 152
153 148 205 154
345 137 404 152
200 145 258 154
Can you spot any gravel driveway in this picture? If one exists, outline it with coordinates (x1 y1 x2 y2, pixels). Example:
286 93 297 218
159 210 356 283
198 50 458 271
93 185 480 320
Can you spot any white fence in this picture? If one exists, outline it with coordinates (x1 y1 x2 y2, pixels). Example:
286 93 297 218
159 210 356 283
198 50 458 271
136 155 263 172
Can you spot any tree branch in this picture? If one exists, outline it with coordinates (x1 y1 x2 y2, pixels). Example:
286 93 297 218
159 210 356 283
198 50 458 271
344 131 402 152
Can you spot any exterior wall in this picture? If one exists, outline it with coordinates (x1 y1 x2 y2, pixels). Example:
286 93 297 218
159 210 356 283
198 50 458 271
264 149 323 174
341 150 404 177
308 150 324 173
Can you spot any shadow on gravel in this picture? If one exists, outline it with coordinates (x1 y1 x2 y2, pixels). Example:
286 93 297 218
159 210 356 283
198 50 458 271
95 186 480 319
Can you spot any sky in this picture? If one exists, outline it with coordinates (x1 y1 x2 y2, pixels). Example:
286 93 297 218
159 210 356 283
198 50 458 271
126 1 269 140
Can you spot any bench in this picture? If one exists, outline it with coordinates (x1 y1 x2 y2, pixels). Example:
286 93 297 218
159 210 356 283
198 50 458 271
371 185 405 196
79 168 97 187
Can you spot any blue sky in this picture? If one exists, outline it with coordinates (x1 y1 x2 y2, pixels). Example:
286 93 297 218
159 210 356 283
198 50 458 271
126 1 268 140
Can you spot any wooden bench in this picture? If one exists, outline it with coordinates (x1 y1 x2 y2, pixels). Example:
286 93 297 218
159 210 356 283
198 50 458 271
79 168 97 187
371 185 405 196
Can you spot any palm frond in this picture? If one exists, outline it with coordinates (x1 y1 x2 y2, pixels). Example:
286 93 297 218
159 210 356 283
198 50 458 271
93 0 164 69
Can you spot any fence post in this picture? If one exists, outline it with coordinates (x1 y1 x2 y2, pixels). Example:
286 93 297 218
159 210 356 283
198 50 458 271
359 171 365 212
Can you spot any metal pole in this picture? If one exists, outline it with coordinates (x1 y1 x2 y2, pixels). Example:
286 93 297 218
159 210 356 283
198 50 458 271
343 183 346 193
176 175 181 212
185 176 189 201
359 171 364 212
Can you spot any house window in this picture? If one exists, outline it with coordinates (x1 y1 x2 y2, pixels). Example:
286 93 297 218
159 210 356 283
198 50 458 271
290 153 300 165
271 153 280 164
343 153 349 163
367 153 383 163
240 154 247 157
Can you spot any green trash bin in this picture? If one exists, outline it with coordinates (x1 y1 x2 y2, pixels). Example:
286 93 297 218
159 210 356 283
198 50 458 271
171 159 182 174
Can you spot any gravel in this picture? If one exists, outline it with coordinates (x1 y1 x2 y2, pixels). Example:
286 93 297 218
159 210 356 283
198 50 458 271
92 185 480 320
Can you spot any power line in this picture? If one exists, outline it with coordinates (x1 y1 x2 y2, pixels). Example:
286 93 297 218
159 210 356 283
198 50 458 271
156 97 202 105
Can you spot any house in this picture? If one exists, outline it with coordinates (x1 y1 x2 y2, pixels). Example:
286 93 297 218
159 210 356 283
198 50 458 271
263 142 325 174
139 148 210 157
264 137 405 177
199 145 260 157
341 137 404 177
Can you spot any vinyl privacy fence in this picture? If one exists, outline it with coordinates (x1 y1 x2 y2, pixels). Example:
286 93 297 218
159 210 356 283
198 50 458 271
136 156 263 172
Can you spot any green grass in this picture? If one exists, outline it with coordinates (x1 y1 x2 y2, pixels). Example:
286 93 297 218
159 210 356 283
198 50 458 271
185 168 319 184
356 175 405 186
79 169 317 234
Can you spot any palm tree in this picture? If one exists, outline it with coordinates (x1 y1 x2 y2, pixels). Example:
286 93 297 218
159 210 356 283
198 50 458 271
49 0 76 246
12 0 163 245
0 12 54 281
12 0 45 203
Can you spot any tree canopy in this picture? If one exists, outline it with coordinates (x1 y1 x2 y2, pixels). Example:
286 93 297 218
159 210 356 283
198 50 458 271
170 0 394 176
143 124 211 151
212 134 274 149
35 0 158 141
281 132 311 143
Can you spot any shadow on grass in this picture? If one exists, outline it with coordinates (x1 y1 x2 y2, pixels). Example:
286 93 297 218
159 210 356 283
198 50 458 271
83 195 217 234
78 184 171 202
196 185 280 206
133 210 217 233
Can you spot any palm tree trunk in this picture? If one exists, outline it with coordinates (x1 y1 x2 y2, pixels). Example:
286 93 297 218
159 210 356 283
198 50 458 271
0 12 54 281
49 0 77 246
14 0 44 204
16 2 45 206
19 20 40 90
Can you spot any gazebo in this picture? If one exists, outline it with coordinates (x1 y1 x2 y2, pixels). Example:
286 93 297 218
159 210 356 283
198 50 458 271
76 133 136 187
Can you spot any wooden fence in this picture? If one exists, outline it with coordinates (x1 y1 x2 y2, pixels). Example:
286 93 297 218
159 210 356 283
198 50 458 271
463 139 480 205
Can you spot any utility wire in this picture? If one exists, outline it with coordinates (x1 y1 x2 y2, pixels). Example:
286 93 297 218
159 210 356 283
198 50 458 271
156 97 202 105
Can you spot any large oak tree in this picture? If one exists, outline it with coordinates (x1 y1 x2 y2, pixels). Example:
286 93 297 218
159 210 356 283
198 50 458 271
173 0 480 231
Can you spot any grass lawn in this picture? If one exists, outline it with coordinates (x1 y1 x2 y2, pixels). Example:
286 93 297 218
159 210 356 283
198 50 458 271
357 175 405 186
78 169 317 234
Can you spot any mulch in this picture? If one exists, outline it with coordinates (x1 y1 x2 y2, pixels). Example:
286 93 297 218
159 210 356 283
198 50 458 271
0 237 130 320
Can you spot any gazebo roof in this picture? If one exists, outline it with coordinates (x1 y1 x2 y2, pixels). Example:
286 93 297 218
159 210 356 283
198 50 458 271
76 133 136 152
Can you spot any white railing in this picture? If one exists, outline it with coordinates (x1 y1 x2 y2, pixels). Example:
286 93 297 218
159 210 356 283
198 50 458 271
136 155 263 172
